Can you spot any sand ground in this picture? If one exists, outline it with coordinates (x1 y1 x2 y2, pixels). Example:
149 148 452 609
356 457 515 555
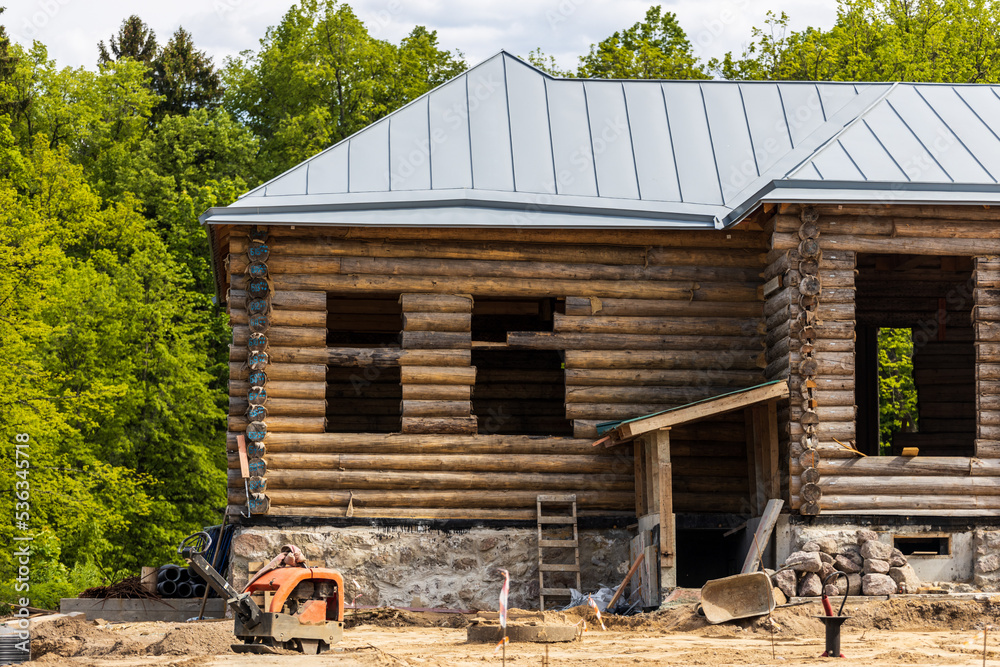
24 597 1000 666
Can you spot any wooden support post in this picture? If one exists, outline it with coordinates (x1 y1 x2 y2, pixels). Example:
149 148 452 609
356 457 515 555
633 440 647 516
744 408 761 516
763 401 781 500
650 429 675 595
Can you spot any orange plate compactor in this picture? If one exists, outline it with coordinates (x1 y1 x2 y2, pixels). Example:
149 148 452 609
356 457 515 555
179 532 344 654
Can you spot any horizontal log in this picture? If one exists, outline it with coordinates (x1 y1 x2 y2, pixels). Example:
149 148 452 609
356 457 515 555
813 494 1000 511
232 273 764 300
789 405 857 422
400 366 476 385
506 331 764 351
238 468 634 492
228 309 326 328
564 350 763 371
790 352 855 376
400 400 472 418
229 363 327 382
402 416 478 434
801 456 1000 476
233 488 633 510
790 475 1000 496
554 314 762 337
232 326 326 348
228 416 326 433
227 289 326 311
565 386 748 404
773 232 1000 256
230 346 328 364
564 368 764 387
788 421 855 440
401 331 472 349
238 226 768 248
265 506 541 520
977 440 1000 458
238 432 628 456
265 453 625 474
230 397 327 417
400 293 473 313
401 385 471 400
231 252 769 284
566 401 740 420
564 297 762 318
775 213 1000 238
230 381 326 400
402 312 471 332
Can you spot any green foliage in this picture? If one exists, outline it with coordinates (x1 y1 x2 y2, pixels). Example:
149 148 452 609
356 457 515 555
98 15 158 66
715 0 1000 82
223 0 465 180
577 6 710 79
151 27 224 120
878 328 919 448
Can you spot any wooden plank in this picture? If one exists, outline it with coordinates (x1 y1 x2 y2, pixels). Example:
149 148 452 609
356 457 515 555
616 380 788 440
653 429 675 571
634 440 647 516
764 401 781 500
740 499 784 574
744 408 760 516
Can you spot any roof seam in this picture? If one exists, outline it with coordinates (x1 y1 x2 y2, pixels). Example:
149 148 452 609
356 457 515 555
620 82 642 200
583 82 601 197
860 118 910 182
659 83 684 202
775 86 796 148
465 74 475 189
542 76 560 194
698 83 726 204
737 84 761 180
913 87 993 183
885 97 953 183
501 54 517 191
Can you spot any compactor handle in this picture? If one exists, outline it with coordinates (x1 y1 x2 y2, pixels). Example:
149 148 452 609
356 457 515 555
178 531 213 559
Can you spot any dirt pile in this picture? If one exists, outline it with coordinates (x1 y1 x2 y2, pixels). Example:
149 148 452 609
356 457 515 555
30 617 236 660
346 607 472 629
31 617 145 659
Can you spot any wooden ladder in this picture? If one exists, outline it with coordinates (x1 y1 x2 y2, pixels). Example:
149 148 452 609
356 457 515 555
536 494 581 611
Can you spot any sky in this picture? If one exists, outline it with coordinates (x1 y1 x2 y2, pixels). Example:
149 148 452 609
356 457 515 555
5 0 837 72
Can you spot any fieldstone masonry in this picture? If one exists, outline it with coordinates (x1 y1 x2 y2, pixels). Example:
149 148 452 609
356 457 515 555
974 529 1000 591
774 529 923 597
229 526 630 610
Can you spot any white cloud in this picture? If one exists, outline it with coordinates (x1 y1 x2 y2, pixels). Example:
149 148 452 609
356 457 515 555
3 0 837 73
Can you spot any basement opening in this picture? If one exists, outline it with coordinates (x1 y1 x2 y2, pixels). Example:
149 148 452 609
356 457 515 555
675 525 747 587
326 295 402 433
894 535 951 556
471 298 572 436
855 254 975 456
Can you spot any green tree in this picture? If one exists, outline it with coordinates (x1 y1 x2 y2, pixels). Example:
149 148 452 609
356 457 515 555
151 27 223 120
98 15 158 66
223 0 465 180
577 6 709 79
878 328 919 448
716 0 1000 82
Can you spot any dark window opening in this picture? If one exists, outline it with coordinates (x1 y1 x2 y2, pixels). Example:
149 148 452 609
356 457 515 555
326 295 402 433
894 535 950 556
472 298 572 436
855 255 974 456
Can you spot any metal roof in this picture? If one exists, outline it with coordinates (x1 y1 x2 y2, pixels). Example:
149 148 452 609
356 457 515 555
201 51 1000 230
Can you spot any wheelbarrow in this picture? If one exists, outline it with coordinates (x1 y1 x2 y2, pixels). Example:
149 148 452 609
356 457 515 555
698 571 775 625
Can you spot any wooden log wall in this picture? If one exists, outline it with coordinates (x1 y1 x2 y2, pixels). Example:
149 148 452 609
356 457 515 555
400 294 477 434
226 229 329 516
223 226 769 518
976 257 1000 460
773 203 1000 514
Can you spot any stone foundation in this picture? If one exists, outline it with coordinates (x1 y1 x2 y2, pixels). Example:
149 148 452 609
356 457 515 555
974 529 1000 591
229 525 631 611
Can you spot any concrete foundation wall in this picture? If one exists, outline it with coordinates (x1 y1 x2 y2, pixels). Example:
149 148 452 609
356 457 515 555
230 525 631 610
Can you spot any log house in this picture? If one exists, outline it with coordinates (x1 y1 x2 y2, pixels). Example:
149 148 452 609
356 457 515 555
204 53 1000 598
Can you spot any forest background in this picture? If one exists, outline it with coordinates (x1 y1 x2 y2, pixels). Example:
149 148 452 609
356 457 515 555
2 0 997 607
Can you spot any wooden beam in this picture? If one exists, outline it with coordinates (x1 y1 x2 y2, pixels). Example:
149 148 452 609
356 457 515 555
744 408 761 516
633 440 647 516
651 429 675 571
614 380 788 441
740 499 784 574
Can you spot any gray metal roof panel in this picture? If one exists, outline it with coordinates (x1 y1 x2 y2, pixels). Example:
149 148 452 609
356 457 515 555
203 52 1000 232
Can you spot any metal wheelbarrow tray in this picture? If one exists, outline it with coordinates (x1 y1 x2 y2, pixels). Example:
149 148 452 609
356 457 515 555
699 571 776 625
